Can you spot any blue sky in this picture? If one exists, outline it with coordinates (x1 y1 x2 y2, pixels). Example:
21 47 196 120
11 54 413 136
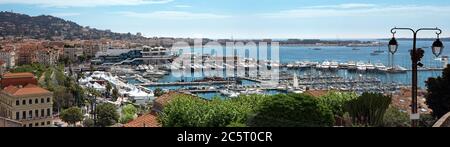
1 0 450 39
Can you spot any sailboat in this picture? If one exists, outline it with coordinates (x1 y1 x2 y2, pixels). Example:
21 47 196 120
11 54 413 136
371 41 385 55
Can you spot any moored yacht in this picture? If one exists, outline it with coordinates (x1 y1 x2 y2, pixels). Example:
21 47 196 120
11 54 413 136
356 61 367 71
366 62 376 70
330 61 339 69
375 63 387 71
320 61 331 69
348 61 357 70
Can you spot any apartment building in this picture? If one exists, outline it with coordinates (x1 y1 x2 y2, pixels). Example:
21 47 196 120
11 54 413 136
0 73 53 127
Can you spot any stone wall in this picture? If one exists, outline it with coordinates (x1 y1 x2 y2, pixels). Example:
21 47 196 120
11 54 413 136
433 112 450 127
0 116 22 127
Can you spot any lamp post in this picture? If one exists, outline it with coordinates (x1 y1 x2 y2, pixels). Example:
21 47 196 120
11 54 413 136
389 27 444 127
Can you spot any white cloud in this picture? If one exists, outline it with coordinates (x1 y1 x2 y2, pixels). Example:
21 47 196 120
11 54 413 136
174 5 192 8
118 11 230 20
50 12 81 17
0 0 173 7
304 3 377 9
261 4 450 18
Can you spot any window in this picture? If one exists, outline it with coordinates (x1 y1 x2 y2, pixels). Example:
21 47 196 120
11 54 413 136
35 110 38 118
22 111 26 119
35 123 39 127
16 100 19 106
29 124 32 127
16 112 19 120
22 100 26 105
29 110 32 118
35 99 38 104
47 121 50 125
41 122 45 126
47 108 50 116
41 109 44 117
47 98 50 103
23 125 26 127
29 99 32 104
41 98 44 103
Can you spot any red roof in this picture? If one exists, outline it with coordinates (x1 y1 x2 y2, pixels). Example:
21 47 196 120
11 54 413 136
123 112 160 127
2 84 51 96
2 72 35 79
154 91 188 106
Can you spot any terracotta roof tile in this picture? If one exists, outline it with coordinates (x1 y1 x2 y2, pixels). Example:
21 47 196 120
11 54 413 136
154 91 186 106
2 84 51 96
124 112 160 127
2 72 35 79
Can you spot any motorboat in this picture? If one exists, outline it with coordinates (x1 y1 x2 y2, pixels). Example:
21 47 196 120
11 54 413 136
339 62 349 69
375 63 387 71
320 61 331 69
366 62 376 70
330 61 339 69
356 61 367 71
348 61 356 70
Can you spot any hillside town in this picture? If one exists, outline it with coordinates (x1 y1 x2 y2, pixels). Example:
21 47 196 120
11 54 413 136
1 9 450 128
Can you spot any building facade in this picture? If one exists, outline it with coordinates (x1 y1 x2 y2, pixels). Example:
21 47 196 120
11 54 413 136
36 49 59 66
0 49 15 69
0 73 53 127
63 47 84 62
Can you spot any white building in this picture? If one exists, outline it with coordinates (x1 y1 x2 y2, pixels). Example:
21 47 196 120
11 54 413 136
0 48 15 69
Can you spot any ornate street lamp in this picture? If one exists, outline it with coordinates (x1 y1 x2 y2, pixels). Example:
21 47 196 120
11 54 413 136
388 37 398 54
432 36 444 57
389 27 444 127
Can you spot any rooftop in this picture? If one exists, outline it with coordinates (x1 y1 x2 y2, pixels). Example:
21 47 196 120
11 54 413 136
154 91 187 107
123 112 160 127
2 84 51 96
2 72 35 79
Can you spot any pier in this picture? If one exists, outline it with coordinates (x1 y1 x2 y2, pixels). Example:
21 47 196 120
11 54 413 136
137 80 235 87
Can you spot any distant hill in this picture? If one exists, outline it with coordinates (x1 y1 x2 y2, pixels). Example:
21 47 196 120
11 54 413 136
0 11 144 40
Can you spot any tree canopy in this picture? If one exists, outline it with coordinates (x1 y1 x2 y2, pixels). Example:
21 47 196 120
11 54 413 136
248 93 334 127
60 107 84 127
426 64 450 118
95 103 120 127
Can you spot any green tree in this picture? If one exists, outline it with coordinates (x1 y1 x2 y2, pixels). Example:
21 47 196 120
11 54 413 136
344 92 391 126
120 104 138 124
119 113 135 124
154 88 165 97
105 82 112 97
53 87 75 113
95 103 120 127
248 93 334 127
382 106 410 127
112 88 119 101
159 94 270 127
122 104 138 115
319 91 358 117
60 107 84 127
425 64 450 118
83 118 95 127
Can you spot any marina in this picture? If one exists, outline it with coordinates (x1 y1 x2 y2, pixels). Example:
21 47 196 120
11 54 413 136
79 40 449 102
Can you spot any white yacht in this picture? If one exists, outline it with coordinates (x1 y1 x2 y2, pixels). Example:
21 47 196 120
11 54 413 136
320 61 331 69
348 61 357 70
356 61 367 71
375 63 387 71
330 61 339 69
366 62 376 70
